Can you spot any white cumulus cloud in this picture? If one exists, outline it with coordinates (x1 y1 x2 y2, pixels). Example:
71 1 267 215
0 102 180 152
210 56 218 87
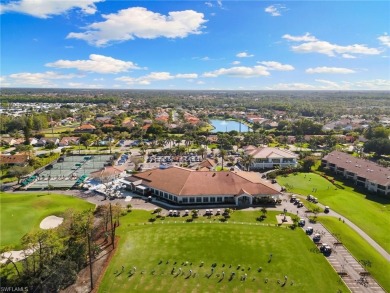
315 79 342 89
283 33 381 57
9 71 81 86
67 7 207 47
342 54 357 59
45 54 141 74
258 61 294 71
269 79 390 90
67 82 103 88
265 4 287 17
116 72 198 85
236 52 254 58
203 66 269 78
0 0 102 18
306 67 356 74
282 33 317 42
267 82 316 90
378 33 390 48
232 61 241 65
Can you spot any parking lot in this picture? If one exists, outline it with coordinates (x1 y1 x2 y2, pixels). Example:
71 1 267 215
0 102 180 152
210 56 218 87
146 154 203 164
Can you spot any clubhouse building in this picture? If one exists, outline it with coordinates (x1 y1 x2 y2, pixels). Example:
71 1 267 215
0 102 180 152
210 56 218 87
123 166 281 206
322 151 390 195
244 146 298 170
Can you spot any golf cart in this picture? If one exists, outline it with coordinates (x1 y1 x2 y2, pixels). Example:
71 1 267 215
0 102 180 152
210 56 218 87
313 233 321 242
320 243 332 255
324 206 330 213
305 227 313 235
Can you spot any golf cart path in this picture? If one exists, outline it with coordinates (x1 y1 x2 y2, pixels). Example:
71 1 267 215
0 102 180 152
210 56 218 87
305 222 385 293
293 194 390 262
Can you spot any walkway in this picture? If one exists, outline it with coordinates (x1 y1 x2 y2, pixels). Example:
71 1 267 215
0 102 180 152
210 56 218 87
291 193 390 262
306 222 385 293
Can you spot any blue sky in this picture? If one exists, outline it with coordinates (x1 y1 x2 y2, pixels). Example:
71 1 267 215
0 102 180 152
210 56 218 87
1 0 389 90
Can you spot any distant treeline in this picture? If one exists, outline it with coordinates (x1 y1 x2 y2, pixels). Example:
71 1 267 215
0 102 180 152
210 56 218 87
0 95 120 104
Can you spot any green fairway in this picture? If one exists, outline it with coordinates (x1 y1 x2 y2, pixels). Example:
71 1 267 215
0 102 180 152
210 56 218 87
277 173 390 253
0 192 94 249
319 216 390 291
98 210 347 293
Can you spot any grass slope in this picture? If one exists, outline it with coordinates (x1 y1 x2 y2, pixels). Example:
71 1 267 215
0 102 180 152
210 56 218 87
319 216 390 291
0 192 94 249
99 210 347 293
277 173 390 253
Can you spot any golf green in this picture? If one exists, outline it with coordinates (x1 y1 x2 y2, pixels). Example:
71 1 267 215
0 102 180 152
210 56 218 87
0 192 94 249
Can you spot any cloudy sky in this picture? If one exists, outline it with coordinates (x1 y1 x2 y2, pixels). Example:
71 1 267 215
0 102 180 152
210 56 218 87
1 0 389 90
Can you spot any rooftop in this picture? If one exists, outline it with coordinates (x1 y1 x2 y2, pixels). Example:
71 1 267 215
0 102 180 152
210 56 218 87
323 151 390 186
128 166 280 197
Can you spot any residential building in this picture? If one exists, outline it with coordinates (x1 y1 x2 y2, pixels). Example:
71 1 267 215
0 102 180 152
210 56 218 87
322 151 390 195
123 166 280 206
243 146 298 170
0 154 30 166
36 137 59 146
197 158 217 171
74 124 96 133
59 136 80 147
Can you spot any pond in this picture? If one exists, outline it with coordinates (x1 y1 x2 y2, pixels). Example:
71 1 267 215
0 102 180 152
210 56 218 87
210 119 251 133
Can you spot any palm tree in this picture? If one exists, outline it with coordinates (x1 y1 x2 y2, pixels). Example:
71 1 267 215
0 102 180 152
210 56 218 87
219 149 227 171
197 147 206 159
241 154 254 171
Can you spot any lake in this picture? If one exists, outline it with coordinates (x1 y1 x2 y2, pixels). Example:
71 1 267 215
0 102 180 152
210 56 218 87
210 119 251 133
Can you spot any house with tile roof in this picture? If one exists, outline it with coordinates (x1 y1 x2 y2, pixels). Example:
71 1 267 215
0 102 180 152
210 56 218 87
74 124 96 133
197 158 217 171
124 166 280 206
243 146 298 170
59 136 80 147
322 150 390 195
0 154 30 166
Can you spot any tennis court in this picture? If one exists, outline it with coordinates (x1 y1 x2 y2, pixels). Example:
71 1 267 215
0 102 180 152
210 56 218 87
26 155 113 190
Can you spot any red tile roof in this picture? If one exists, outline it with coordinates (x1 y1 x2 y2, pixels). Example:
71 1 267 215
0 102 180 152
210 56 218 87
0 154 30 165
130 166 280 197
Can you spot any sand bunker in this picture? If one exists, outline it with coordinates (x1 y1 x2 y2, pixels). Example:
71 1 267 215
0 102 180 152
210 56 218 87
1 248 35 264
40 215 64 229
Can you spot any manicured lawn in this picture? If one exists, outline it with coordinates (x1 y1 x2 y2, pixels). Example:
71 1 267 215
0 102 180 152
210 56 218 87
319 216 390 291
98 210 347 293
0 192 94 249
41 125 78 136
277 172 390 253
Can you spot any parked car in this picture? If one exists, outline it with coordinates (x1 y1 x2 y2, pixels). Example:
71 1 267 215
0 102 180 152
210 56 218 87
298 218 305 227
324 206 330 213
